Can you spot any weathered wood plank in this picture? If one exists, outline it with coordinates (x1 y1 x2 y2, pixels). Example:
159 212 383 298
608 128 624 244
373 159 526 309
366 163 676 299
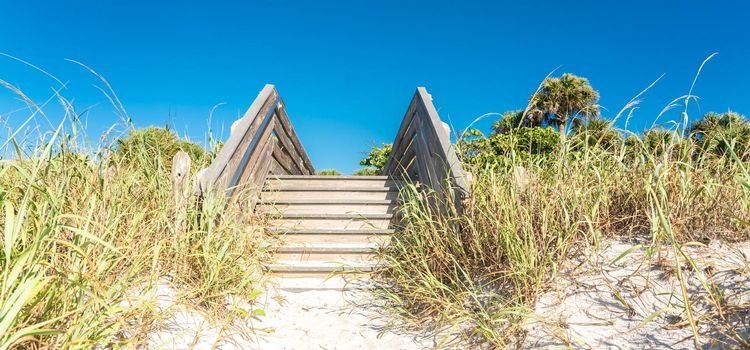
414 115 441 191
274 98 315 174
405 156 419 181
225 97 278 190
229 115 277 197
171 151 191 235
273 119 305 174
273 141 299 175
414 88 469 194
393 133 417 173
388 115 417 172
384 87 472 213
269 157 285 176
250 137 277 192
195 84 316 207
383 95 419 174
199 85 276 193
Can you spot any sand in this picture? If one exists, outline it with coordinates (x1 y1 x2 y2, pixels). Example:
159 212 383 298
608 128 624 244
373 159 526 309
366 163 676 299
251 280 460 350
523 239 750 349
144 278 460 349
143 239 749 349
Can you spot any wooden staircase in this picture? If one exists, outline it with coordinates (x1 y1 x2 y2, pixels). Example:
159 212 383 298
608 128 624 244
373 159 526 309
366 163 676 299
194 84 471 290
258 175 398 290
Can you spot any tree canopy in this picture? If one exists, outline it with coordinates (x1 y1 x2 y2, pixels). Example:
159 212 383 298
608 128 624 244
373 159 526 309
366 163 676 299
688 111 750 158
530 73 600 139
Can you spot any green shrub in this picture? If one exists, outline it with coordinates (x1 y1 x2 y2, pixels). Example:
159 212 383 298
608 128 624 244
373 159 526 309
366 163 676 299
317 169 342 176
570 117 623 150
113 126 209 172
359 143 392 171
491 110 537 135
689 111 750 159
458 126 559 167
353 167 379 176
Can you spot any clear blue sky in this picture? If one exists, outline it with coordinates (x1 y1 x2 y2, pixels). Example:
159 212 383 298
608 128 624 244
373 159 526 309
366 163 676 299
1 1 748 173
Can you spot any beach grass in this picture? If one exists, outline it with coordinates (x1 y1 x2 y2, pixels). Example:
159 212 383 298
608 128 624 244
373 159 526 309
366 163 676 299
0 79 270 349
377 111 750 348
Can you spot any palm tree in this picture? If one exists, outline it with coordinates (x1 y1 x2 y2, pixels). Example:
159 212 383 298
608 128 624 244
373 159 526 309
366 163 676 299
571 116 622 149
529 73 600 139
491 109 542 135
688 111 750 158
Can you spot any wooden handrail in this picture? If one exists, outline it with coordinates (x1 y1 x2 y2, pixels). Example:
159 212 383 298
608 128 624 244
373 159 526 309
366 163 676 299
384 87 470 207
196 84 314 200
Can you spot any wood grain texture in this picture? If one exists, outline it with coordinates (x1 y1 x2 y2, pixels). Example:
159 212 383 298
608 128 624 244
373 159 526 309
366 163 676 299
383 87 471 211
195 84 316 204
274 98 315 174
171 151 191 235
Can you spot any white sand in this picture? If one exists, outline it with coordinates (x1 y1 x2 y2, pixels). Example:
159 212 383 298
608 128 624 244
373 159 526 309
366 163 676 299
143 240 749 349
252 281 460 350
524 239 750 349
144 278 461 349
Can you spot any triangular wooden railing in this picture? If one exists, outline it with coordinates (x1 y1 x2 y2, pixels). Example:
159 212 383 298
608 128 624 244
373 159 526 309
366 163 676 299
195 84 314 201
196 84 470 211
383 87 471 210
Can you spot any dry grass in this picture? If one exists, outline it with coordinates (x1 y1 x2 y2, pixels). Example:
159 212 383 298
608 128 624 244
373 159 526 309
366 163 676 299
0 72 271 348
377 67 750 348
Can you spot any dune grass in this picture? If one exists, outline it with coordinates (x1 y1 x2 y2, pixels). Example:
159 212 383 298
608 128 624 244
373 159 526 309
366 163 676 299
0 84 270 348
378 115 750 348
380 134 750 347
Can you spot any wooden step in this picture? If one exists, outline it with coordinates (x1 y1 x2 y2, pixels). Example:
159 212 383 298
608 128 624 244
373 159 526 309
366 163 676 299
275 244 378 253
272 228 393 245
268 262 376 278
260 199 395 205
269 228 395 235
271 175 388 180
273 214 394 219
270 214 393 230
274 244 378 263
262 185 398 192
263 176 397 288
265 175 400 189
257 200 397 215
260 190 399 201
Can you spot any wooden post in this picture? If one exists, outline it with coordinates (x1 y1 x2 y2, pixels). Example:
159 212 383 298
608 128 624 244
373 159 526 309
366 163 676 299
172 151 191 235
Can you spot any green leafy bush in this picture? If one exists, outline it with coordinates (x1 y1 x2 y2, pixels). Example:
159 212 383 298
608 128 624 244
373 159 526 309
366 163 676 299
359 143 392 171
689 111 750 159
491 110 537 135
570 117 623 150
113 126 209 172
317 169 342 176
459 126 559 166
353 167 379 176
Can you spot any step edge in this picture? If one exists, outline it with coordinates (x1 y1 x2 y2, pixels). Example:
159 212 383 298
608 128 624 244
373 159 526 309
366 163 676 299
275 245 379 253
261 187 400 192
268 265 376 272
268 175 390 180
269 228 395 234
257 199 396 205
271 214 394 219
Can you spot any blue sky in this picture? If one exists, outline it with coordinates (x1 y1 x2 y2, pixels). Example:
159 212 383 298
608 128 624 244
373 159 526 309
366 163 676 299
1 1 748 173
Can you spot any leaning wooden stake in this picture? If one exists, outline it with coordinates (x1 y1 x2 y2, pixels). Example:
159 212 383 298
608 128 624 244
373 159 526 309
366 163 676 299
172 151 191 235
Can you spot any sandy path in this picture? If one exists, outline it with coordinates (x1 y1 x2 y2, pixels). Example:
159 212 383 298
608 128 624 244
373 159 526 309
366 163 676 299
252 283 448 350
146 279 457 349
146 240 749 349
